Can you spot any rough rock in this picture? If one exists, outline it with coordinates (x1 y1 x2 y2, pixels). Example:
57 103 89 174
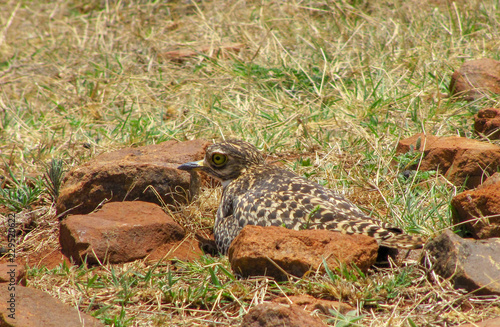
0 284 105 327
396 133 500 188
60 201 201 264
241 302 327 327
1 247 71 270
56 139 209 216
458 317 500 327
144 235 204 263
272 295 353 315
475 108 500 140
449 58 500 101
424 230 500 295
228 225 378 281
0 263 25 286
451 172 500 238
23 248 72 269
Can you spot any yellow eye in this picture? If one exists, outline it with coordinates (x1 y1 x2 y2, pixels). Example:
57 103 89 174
211 153 227 166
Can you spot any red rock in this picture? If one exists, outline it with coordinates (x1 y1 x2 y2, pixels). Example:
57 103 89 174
56 139 209 216
458 317 500 327
449 58 500 101
475 108 500 140
241 302 327 327
272 295 353 315
59 201 200 264
424 230 500 296
0 284 105 326
1 247 71 271
145 236 204 262
451 173 500 238
23 248 72 270
0 263 25 286
477 171 500 188
228 225 378 281
396 133 500 188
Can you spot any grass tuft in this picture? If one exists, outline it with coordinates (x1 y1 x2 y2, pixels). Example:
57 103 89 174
43 159 66 202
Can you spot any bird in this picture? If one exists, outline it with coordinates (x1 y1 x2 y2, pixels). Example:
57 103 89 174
178 140 425 254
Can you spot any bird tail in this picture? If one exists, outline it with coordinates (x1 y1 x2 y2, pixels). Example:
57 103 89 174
379 234 425 249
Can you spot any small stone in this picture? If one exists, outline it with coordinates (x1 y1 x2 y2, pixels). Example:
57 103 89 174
424 230 500 295
396 133 500 188
475 108 500 140
59 201 199 264
241 302 327 327
56 139 209 216
449 58 500 101
0 284 105 327
228 225 378 281
272 295 353 315
451 172 500 238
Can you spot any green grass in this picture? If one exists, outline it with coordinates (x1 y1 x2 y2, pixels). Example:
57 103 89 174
0 164 46 212
25 254 458 326
2 0 500 325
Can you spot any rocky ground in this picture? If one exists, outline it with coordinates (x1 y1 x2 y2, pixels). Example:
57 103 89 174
2 118 500 325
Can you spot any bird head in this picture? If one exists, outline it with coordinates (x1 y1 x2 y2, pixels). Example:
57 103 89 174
177 140 264 186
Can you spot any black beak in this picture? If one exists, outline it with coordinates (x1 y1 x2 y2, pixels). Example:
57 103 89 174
177 160 204 171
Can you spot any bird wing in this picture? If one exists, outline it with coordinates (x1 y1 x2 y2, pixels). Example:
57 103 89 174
219 165 423 250
231 173 407 238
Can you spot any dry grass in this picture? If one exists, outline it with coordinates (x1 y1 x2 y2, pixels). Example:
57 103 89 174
1 0 500 325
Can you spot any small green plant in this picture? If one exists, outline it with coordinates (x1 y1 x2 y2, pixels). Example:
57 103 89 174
43 158 65 201
393 150 422 172
293 157 317 179
374 267 414 299
322 258 365 283
394 150 437 185
327 309 366 327
0 165 45 212
100 305 134 327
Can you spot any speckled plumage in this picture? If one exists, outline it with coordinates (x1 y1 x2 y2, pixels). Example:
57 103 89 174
178 140 425 254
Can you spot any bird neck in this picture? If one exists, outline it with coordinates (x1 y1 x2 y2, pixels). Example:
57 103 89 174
221 179 233 188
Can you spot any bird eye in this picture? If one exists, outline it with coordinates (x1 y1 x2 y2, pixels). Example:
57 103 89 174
211 153 227 166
